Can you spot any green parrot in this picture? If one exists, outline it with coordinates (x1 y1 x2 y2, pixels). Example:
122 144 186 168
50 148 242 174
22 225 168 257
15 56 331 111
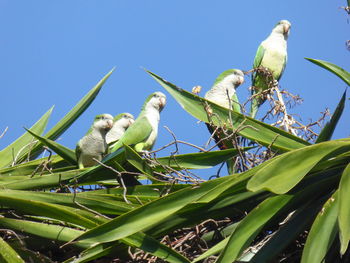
110 92 166 153
251 20 291 118
205 69 245 112
106 113 134 145
204 69 245 174
76 113 114 169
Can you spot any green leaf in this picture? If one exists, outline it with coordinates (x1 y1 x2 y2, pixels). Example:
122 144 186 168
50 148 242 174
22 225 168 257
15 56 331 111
28 68 115 160
316 91 346 143
0 218 92 249
72 176 235 244
250 196 326 262
216 195 293 263
0 191 100 228
0 106 53 168
247 140 350 194
44 68 115 141
193 238 229 262
0 155 70 176
0 236 25 263
301 192 339 263
25 128 77 165
338 163 350 254
305 58 350 86
122 232 191 263
123 144 158 181
63 243 118 263
0 189 135 215
155 148 252 170
146 70 310 152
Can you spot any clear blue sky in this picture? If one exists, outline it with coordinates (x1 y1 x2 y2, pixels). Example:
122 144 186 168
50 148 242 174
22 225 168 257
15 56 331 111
0 1 349 176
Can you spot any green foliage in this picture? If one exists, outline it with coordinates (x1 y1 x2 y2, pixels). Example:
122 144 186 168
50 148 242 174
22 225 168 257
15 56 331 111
0 57 349 262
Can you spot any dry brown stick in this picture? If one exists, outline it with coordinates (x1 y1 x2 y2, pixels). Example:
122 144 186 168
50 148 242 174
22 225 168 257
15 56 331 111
0 127 8 139
93 158 131 204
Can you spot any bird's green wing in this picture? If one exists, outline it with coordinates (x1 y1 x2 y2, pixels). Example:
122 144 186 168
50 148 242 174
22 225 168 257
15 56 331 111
253 44 265 69
111 116 153 151
75 143 83 168
252 44 266 86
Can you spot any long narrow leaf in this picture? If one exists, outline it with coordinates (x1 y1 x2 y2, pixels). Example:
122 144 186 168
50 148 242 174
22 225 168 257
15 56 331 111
301 192 339 263
155 148 253 170
0 107 53 167
0 192 99 228
193 236 230 262
25 128 77 165
338 163 350 254
45 68 115 140
250 197 325 262
0 218 92 249
305 58 350 86
0 155 70 176
146 70 310 152
72 176 235 244
247 140 350 194
0 236 25 263
29 68 115 160
216 195 292 263
316 91 346 143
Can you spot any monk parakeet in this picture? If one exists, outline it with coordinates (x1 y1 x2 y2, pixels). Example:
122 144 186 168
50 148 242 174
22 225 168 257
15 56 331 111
110 92 166 153
76 114 113 168
205 69 245 112
251 20 291 118
106 113 134 145
205 70 245 174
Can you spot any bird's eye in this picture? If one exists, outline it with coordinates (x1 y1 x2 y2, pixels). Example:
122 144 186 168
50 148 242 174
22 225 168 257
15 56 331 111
154 94 159 98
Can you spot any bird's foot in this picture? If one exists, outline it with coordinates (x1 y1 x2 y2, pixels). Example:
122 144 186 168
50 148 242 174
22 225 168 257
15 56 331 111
140 150 152 158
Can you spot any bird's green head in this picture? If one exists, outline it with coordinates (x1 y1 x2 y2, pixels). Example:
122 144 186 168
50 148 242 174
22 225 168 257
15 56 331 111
113 112 135 128
113 113 134 122
92 113 114 131
142 91 167 112
213 69 245 87
273 20 291 36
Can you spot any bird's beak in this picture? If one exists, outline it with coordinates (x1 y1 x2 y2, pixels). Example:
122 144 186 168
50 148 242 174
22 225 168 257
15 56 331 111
238 76 245 85
283 24 290 34
107 120 113 129
159 97 166 110
129 119 135 125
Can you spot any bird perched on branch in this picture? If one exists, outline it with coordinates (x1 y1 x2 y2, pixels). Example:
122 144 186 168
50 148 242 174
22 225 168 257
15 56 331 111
204 69 245 174
205 69 244 112
76 114 113 169
110 92 166 153
251 19 291 118
106 113 134 145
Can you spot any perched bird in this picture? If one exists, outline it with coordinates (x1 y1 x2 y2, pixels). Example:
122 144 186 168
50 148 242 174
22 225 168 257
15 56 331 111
76 114 113 169
204 70 245 174
205 69 245 112
110 92 166 153
106 113 135 145
251 20 291 118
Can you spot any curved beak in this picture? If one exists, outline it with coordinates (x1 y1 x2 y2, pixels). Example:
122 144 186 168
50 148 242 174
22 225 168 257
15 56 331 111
237 76 245 85
159 97 166 110
283 24 290 34
129 119 135 126
107 120 113 129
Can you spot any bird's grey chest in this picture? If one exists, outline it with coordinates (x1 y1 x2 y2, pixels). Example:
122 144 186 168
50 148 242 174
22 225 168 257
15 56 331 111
80 131 107 156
